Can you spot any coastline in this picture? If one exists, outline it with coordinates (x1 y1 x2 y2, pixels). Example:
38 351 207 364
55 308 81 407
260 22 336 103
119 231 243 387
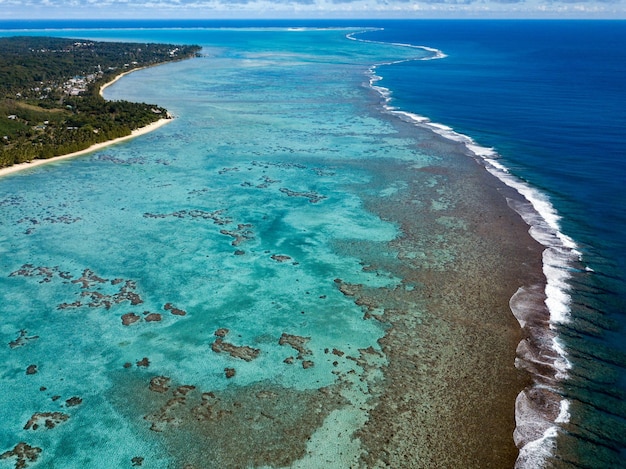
0 117 172 178
99 66 151 97
0 63 177 179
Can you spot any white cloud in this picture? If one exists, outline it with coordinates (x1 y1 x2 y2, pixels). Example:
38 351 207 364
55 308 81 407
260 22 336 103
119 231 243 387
2 0 626 18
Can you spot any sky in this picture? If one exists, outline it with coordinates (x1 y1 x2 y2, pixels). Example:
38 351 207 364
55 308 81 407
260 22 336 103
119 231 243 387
1 0 625 19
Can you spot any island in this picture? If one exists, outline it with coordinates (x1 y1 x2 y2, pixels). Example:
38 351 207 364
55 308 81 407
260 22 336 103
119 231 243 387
0 36 201 169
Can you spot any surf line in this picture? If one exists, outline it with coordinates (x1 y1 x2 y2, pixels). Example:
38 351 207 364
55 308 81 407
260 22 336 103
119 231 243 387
347 29 447 59
350 28 580 469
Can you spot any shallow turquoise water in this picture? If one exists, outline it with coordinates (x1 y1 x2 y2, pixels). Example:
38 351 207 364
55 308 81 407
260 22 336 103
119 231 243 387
0 29 439 468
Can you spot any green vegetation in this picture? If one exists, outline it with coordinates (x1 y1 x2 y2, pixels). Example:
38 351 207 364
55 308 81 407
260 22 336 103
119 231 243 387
0 36 201 168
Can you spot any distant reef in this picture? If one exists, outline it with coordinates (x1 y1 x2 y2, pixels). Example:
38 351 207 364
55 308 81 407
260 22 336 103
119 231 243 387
0 36 201 168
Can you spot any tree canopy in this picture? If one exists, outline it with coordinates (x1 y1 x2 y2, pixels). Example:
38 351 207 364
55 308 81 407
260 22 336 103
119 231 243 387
0 36 201 168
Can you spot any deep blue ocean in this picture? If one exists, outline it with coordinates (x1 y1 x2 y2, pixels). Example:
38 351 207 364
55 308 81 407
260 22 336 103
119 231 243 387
365 20 626 287
0 19 624 468
362 20 626 467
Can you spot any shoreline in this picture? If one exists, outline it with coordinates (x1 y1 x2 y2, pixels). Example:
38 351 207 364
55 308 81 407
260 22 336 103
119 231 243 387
99 65 152 97
0 64 174 179
0 117 172 178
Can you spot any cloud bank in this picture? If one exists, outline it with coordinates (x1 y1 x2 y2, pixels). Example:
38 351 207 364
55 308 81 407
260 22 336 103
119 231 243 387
1 0 625 18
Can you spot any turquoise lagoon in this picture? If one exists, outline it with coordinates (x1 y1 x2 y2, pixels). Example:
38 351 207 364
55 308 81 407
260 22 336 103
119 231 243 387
0 27 533 468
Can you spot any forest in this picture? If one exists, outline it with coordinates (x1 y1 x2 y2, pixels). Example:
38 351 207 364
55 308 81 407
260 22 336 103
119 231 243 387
0 36 201 167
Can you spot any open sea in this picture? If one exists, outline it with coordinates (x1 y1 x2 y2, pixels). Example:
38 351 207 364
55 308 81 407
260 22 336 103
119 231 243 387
0 19 624 468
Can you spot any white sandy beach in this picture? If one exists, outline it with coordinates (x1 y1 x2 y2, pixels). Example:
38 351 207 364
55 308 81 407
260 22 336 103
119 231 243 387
0 66 172 179
0 117 172 178
98 66 150 97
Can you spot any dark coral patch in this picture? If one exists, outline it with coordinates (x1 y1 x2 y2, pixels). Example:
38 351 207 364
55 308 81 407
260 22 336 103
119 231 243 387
0 442 42 468
211 339 260 362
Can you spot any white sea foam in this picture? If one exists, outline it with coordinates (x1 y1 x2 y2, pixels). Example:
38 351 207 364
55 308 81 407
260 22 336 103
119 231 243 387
555 399 571 424
509 285 545 329
349 29 447 68
515 426 558 469
357 31 579 469
551 337 572 377
513 389 571 469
